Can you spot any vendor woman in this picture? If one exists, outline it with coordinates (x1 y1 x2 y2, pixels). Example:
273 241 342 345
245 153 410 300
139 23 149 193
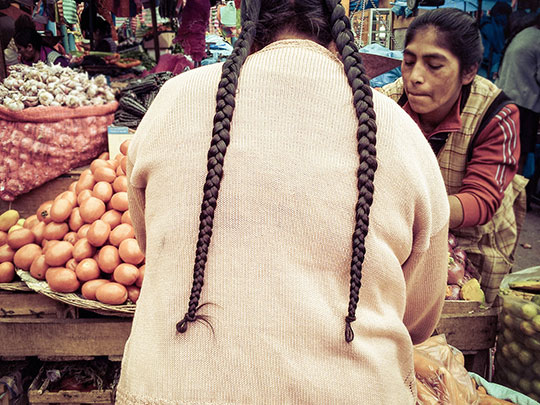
381 8 527 305
14 23 69 67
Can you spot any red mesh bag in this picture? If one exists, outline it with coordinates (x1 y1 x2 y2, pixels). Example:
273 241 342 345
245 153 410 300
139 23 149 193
0 102 118 201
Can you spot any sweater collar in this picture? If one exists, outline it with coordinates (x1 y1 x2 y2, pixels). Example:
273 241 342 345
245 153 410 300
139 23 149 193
257 39 342 64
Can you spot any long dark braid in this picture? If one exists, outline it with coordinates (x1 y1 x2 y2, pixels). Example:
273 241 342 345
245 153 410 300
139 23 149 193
324 0 377 343
176 1 261 335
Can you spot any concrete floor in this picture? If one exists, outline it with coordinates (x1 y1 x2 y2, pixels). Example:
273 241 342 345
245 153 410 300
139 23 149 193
514 201 540 272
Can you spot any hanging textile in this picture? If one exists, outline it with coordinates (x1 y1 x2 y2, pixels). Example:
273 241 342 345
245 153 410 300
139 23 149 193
175 0 210 62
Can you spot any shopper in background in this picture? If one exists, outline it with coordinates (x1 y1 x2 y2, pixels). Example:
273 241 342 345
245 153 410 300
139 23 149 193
479 1 512 81
381 8 526 306
117 0 450 403
496 12 540 209
13 15 70 67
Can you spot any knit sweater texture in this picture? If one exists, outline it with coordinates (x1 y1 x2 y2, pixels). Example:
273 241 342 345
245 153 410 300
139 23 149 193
117 39 450 404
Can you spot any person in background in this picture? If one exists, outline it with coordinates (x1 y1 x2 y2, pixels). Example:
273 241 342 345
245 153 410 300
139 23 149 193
13 15 70 67
381 8 526 306
479 1 513 81
91 16 117 53
116 0 449 403
496 12 540 210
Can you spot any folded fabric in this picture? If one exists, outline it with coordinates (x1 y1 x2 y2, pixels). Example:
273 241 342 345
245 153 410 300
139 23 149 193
469 372 540 405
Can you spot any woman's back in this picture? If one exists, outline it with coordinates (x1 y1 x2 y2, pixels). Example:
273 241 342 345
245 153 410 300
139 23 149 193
117 39 449 404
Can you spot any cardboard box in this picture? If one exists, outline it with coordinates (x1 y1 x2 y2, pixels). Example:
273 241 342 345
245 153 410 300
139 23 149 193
107 126 134 159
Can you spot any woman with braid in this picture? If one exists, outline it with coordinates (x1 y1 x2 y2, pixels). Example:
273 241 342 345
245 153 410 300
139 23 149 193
117 1 449 403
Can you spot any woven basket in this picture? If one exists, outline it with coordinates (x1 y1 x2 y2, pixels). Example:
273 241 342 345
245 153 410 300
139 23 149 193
0 281 32 292
16 269 136 317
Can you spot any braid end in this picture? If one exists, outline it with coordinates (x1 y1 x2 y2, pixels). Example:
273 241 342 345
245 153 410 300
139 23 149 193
345 315 356 343
176 314 193 333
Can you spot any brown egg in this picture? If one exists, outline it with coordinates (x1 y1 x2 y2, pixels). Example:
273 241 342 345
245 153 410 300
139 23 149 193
0 231 7 245
41 240 59 255
120 156 127 173
98 152 110 160
72 238 96 261
92 181 113 202
109 223 134 247
118 238 144 265
44 240 73 267
77 224 91 239
136 264 145 287
46 267 80 293
116 165 125 176
68 180 77 193
23 215 39 230
110 192 129 212
36 201 53 224
81 279 110 300
113 263 139 286
49 198 73 223
120 139 130 155
0 244 15 262
68 208 84 232
112 176 128 193
86 220 111 247
126 285 140 303
95 282 128 305
54 191 77 208
90 158 115 174
79 197 106 224
107 159 119 170
13 243 42 270
63 231 78 245
93 166 117 183
75 172 96 194
0 262 15 283
31 221 46 245
43 222 69 241
77 189 93 206
75 258 101 281
65 257 78 271
101 210 122 229
97 245 121 273
7 228 35 249
30 254 49 280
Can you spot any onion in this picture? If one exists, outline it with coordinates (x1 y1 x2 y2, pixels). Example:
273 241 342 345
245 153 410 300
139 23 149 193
448 257 465 285
448 233 458 249
452 246 467 263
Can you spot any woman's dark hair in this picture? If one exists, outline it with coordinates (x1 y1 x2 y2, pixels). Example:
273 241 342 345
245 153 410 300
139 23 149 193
15 14 36 31
14 26 42 49
405 8 483 75
176 0 377 343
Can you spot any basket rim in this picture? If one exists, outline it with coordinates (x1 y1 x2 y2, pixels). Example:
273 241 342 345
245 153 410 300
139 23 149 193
16 269 136 316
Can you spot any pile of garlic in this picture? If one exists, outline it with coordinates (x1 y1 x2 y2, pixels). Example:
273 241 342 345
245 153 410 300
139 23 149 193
0 62 116 111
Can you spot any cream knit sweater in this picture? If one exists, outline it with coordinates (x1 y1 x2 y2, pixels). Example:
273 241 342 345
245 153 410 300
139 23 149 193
117 40 449 404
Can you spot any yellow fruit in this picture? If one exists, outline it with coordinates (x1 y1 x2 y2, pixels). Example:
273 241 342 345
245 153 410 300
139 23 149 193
525 336 540 352
522 303 539 320
533 362 540 377
17 218 25 226
0 210 20 232
520 321 537 336
506 370 520 387
532 380 540 395
519 349 535 366
8 224 23 234
519 378 532 394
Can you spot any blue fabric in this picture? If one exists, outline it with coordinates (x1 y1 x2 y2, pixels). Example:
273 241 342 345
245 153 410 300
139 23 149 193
391 2 414 17
524 152 536 179
469 373 540 404
350 0 380 12
371 67 402 87
479 15 508 80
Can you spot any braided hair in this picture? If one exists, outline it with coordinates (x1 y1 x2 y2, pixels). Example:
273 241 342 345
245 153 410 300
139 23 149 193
176 0 377 343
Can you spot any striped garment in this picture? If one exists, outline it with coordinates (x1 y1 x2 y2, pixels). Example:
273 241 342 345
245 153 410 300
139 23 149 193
382 76 527 305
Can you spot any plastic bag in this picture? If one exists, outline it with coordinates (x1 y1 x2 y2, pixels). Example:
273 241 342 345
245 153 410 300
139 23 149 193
0 102 118 201
414 334 480 404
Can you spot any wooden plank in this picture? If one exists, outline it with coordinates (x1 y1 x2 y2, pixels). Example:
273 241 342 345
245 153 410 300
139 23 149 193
0 318 132 357
435 307 499 351
0 291 71 318
442 300 483 315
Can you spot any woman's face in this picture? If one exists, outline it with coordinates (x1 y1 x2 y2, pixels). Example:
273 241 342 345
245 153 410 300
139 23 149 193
16 43 37 62
401 27 475 125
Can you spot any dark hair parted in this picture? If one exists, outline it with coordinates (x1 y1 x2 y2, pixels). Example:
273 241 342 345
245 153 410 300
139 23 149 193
14 27 43 50
176 0 377 343
405 8 483 75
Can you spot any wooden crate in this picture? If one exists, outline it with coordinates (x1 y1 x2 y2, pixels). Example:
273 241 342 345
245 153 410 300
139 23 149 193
0 167 86 219
28 369 114 405
0 291 75 319
435 300 500 378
